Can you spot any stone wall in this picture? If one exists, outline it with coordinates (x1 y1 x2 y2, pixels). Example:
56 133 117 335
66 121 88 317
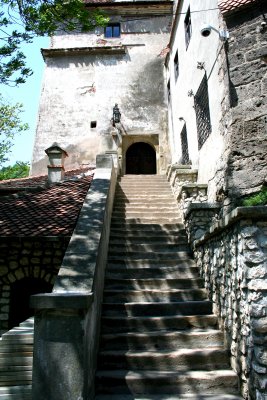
31 155 117 400
0 237 69 334
213 3 267 211
185 206 267 400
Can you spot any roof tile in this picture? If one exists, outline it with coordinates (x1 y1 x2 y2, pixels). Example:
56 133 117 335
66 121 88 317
0 168 94 237
218 0 258 13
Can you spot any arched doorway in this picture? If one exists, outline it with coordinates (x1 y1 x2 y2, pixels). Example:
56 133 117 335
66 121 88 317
8 278 52 329
126 142 156 174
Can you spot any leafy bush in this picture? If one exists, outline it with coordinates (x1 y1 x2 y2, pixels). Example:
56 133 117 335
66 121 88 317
241 187 267 207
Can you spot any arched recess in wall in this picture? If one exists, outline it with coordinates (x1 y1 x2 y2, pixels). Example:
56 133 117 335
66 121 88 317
126 142 156 174
8 277 52 329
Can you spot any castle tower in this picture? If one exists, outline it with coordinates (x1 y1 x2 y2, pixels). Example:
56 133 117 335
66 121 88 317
31 0 173 175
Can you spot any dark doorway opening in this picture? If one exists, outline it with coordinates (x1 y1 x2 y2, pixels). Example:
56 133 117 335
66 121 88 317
126 142 156 174
8 278 53 329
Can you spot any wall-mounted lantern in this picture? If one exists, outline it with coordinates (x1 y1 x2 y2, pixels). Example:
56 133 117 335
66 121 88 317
113 104 121 126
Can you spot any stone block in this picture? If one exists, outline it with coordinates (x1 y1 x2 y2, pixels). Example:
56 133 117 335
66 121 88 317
246 46 267 62
248 279 267 291
252 318 267 333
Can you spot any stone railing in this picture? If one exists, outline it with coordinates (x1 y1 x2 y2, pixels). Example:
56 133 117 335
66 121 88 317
184 205 267 400
166 164 208 217
31 154 117 400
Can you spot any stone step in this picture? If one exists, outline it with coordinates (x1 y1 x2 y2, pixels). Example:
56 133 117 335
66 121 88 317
0 345 33 354
0 385 31 399
109 236 188 245
114 196 175 202
100 330 224 351
101 315 218 334
104 278 204 290
0 356 32 367
112 210 179 217
107 259 196 269
115 188 172 194
101 301 213 317
0 371 32 384
106 265 200 279
110 223 185 231
111 218 183 225
95 394 244 400
108 243 190 253
116 186 172 191
108 251 192 261
1 334 33 344
95 370 240 395
109 230 188 244
103 289 207 303
0 365 32 372
113 202 179 211
116 179 171 190
97 348 230 371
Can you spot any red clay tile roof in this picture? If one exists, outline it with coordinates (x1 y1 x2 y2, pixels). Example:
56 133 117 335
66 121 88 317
218 0 259 13
0 169 94 237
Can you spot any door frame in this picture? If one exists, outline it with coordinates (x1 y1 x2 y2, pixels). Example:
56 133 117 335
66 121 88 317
121 134 159 176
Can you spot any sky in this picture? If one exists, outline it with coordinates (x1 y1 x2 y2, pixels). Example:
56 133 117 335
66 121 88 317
1 36 49 166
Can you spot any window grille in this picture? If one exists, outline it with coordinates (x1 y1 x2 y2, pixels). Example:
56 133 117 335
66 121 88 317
104 23 120 38
194 74 211 149
184 7 192 49
167 79 171 102
180 124 190 164
174 50 179 81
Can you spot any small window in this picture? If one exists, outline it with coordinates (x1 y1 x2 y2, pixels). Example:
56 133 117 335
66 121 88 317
184 7 192 49
180 124 190 165
174 50 179 81
104 23 120 38
91 121 97 128
194 74 211 149
167 79 171 102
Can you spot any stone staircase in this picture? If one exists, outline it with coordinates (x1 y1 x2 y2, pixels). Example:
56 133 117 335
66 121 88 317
0 318 33 399
95 175 242 400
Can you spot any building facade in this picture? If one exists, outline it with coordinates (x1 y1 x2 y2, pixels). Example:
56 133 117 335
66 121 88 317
31 0 173 176
166 0 267 211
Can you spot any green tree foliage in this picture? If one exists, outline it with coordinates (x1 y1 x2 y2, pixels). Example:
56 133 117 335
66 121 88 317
0 160 29 180
0 0 108 85
0 94 28 164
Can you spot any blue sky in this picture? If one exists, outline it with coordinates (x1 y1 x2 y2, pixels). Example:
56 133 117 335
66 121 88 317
1 36 49 166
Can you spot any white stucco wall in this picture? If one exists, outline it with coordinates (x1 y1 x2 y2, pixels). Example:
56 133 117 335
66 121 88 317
166 0 226 200
31 11 172 175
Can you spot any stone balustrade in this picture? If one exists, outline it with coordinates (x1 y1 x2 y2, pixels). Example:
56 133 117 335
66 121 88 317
184 205 267 400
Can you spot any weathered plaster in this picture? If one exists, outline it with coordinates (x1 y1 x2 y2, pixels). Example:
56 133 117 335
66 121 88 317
31 13 172 175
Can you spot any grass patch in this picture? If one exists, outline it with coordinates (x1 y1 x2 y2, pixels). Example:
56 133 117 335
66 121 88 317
241 186 267 207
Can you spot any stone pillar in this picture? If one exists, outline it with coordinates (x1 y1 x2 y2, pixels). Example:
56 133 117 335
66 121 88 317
31 293 93 400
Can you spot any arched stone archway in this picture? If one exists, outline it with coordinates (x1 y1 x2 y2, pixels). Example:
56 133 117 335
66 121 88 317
8 277 52 329
126 142 156 174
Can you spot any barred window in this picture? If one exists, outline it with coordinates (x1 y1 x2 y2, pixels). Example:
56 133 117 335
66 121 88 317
174 50 179 81
167 79 171 102
194 74 211 149
184 7 192 49
180 124 190 165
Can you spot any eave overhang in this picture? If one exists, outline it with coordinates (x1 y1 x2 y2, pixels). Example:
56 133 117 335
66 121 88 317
84 0 173 15
41 45 127 59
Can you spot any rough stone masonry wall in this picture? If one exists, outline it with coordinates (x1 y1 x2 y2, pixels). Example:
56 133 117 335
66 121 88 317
188 208 267 400
212 3 267 211
0 237 69 333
